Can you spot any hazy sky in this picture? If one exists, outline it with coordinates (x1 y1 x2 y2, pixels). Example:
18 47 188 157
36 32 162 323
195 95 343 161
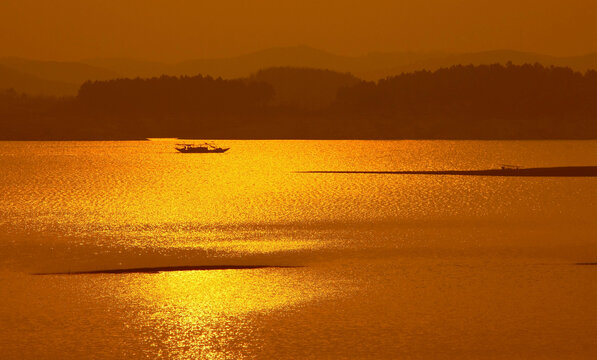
1 0 595 61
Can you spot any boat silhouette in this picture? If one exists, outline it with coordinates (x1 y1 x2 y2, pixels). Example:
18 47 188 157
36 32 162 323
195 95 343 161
175 142 229 153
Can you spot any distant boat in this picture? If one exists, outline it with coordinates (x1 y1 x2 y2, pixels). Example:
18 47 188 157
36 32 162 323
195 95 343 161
175 142 229 153
146 137 179 141
499 164 521 170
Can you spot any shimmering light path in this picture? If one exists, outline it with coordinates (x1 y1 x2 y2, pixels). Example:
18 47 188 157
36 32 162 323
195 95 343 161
1 140 597 359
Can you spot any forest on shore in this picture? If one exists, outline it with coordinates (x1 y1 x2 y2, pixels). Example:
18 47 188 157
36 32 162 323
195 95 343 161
1 63 596 140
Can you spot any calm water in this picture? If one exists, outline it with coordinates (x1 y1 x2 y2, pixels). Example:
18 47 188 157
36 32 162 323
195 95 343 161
1 140 596 359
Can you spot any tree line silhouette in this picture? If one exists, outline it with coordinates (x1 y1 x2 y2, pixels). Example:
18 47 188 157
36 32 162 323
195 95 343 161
250 67 359 110
78 75 274 115
331 63 597 138
1 64 596 139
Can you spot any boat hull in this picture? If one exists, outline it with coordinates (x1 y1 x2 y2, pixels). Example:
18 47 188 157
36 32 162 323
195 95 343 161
175 148 229 153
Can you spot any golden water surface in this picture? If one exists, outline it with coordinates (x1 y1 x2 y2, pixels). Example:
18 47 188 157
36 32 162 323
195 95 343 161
1 140 596 359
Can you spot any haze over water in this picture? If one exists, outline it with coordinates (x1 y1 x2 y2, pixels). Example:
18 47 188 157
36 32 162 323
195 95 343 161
1 140 596 359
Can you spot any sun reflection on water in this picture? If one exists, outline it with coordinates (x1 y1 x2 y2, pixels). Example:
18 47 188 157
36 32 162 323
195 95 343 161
114 267 351 359
1 141 597 359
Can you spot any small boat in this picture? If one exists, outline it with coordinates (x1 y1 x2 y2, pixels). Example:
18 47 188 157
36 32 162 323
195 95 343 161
499 164 521 170
175 142 229 153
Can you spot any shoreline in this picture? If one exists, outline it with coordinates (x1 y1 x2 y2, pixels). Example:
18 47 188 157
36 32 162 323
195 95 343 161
298 166 597 177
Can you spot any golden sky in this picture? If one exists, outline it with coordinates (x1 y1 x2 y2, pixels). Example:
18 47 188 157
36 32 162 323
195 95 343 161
1 0 595 61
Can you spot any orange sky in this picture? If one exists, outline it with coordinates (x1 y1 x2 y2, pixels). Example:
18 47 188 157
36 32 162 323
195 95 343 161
1 0 595 61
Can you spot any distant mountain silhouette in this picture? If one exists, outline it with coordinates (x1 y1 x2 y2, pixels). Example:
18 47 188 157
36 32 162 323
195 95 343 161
367 50 597 80
3 47 597 96
82 47 356 79
0 65 78 96
84 47 597 80
81 58 170 79
0 57 119 92
175 46 354 79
